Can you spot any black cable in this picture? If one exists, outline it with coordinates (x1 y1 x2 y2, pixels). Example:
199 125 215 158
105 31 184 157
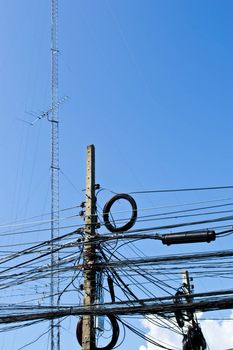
118 318 177 350
130 185 233 194
0 229 82 270
102 245 182 334
0 223 84 237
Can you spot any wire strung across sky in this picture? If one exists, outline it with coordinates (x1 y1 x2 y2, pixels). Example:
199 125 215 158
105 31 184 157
129 185 233 194
0 191 233 349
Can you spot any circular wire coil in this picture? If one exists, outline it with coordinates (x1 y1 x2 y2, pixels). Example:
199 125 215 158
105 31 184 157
103 194 137 233
76 314 120 350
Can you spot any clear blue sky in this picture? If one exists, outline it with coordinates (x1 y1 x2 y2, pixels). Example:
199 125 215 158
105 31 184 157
0 1 233 349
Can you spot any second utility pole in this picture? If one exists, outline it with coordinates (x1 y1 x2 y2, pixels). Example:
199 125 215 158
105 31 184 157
83 145 97 350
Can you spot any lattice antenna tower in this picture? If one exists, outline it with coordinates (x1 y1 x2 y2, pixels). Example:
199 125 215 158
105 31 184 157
51 0 60 349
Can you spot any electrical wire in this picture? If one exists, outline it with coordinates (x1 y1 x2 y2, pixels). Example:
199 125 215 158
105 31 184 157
129 185 233 194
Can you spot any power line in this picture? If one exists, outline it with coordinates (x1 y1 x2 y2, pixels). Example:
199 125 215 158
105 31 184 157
1 294 233 323
129 185 233 194
98 249 233 268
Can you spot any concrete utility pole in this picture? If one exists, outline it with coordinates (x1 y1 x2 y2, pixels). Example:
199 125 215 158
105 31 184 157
82 145 97 350
182 270 194 326
182 270 192 299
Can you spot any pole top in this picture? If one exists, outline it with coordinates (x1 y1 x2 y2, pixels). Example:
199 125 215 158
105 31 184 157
87 144 95 149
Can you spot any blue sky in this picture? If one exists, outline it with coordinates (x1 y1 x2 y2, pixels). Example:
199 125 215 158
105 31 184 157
0 1 233 349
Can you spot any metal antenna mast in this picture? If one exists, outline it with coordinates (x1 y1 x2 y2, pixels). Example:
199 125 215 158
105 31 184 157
51 0 60 349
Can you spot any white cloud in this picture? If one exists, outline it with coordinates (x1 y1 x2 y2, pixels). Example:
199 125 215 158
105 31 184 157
200 315 233 350
139 316 182 350
139 312 233 350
